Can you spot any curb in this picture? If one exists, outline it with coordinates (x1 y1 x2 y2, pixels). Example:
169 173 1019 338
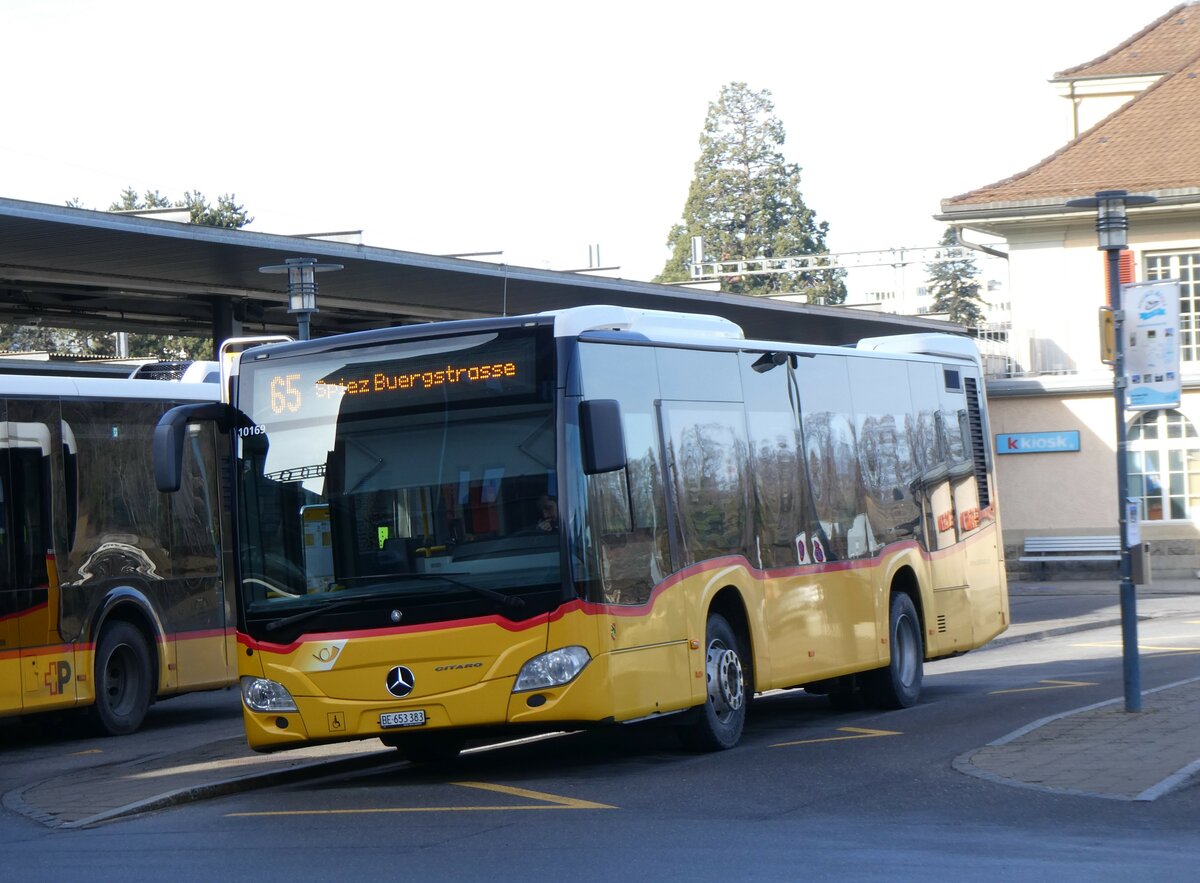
987 617 1123 648
953 675 1200 802
8 747 400 830
985 603 1196 649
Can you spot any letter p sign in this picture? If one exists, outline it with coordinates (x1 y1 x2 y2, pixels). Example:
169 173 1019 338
49 660 72 696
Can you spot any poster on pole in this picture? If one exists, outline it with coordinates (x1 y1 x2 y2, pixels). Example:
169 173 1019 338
1123 281 1181 411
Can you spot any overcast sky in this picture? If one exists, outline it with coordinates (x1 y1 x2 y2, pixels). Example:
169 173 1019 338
0 0 1166 283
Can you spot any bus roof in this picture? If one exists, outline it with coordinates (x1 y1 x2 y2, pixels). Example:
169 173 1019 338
545 304 978 364
0 373 222 401
226 305 977 368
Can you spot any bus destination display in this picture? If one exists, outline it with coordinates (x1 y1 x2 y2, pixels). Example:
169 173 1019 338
255 336 539 418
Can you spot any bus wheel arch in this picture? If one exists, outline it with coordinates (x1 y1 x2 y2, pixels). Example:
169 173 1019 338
862 570 925 710
888 565 926 647
90 600 160 736
679 587 753 752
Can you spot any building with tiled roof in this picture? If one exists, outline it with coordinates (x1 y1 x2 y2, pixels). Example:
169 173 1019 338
937 2 1200 576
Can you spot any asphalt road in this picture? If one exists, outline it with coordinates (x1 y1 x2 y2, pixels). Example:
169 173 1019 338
3 610 1199 881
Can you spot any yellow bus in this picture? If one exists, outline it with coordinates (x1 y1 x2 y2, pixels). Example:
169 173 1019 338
156 306 1007 759
1 366 235 735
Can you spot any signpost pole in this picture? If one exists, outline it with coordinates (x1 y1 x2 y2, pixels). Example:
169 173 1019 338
1067 190 1158 713
1108 245 1141 712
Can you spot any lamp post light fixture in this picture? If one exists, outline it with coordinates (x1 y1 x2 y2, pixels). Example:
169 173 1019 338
258 256 343 341
1065 189 1157 712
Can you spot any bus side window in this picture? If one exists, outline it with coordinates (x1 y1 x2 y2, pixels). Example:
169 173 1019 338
0 424 11 602
10 446 49 590
588 468 632 537
659 401 751 566
740 352 806 569
846 357 920 551
576 343 669 606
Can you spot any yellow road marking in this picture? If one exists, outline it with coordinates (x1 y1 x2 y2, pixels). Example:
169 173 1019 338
68 749 103 756
226 781 615 817
453 781 614 809
989 679 1097 695
771 726 901 749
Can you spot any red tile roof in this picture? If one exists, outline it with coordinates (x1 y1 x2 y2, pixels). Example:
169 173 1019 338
1056 3 1200 78
943 3 1200 212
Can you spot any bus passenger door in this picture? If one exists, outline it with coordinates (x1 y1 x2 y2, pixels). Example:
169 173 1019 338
0 418 21 716
8 412 77 711
573 342 692 719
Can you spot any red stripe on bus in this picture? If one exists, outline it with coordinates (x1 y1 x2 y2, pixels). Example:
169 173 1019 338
0 601 48 624
237 526 1002 652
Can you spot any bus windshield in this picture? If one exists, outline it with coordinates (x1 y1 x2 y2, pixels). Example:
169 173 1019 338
234 327 561 639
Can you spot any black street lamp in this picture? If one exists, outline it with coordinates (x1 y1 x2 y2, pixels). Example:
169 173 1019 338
258 257 343 341
1066 189 1156 712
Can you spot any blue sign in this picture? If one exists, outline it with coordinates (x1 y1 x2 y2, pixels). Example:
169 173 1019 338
995 431 1080 455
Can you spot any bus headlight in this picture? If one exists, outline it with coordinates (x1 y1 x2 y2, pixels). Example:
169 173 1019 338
514 646 591 692
241 676 298 713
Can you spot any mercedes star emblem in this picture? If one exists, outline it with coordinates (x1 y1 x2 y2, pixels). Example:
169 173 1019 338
385 665 416 698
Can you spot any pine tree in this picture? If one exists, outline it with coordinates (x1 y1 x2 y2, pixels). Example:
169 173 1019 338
657 82 845 304
926 228 986 327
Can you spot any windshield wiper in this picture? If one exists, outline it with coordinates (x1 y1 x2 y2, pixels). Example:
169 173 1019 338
264 598 359 634
401 572 527 610
262 574 526 634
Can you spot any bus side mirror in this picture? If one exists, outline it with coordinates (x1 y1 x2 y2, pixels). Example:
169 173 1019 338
580 399 626 475
154 402 232 492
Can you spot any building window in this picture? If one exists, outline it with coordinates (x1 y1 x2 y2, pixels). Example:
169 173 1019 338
1127 409 1200 521
1145 251 1200 362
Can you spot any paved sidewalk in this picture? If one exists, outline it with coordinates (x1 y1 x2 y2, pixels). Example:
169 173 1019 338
955 676 1200 801
5 577 1200 827
998 577 1200 645
951 578 1200 802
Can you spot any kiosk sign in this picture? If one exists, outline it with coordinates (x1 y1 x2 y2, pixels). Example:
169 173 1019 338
1124 281 1181 411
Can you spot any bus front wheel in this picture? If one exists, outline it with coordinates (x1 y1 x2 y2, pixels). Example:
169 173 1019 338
863 592 923 709
679 613 747 751
92 621 154 736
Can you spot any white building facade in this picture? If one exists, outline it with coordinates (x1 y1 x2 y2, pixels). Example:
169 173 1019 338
938 2 1200 577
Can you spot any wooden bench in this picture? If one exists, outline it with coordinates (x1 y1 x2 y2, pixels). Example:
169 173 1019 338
1018 536 1122 570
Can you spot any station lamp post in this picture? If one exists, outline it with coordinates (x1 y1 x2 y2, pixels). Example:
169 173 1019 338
1066 189 1157 712
258 256 343 341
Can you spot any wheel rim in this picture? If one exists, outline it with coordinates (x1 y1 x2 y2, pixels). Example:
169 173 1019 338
705 638 744 720
893 611 919 687
101 643 139 716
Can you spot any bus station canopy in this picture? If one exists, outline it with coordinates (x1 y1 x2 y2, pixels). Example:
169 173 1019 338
0 197 957 347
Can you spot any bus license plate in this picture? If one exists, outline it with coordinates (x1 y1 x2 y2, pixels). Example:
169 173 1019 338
380 710 426 729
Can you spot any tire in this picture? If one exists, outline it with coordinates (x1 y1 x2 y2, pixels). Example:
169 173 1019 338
384 731 466 765
862 592 924 709
679 613 748 751
92 621 154 736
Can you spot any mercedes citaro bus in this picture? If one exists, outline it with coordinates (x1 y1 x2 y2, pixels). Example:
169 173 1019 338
2 366 234 735
155 305 1008 760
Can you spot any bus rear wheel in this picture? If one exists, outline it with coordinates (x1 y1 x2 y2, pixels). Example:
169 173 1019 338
863 592 923 709
679 613 747 751
92 621 154 736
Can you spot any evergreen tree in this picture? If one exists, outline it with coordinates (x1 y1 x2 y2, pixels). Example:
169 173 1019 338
926 228 986 327
109 187 173 212
0 189 252 358
178 191 253 229
657 82 846 304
